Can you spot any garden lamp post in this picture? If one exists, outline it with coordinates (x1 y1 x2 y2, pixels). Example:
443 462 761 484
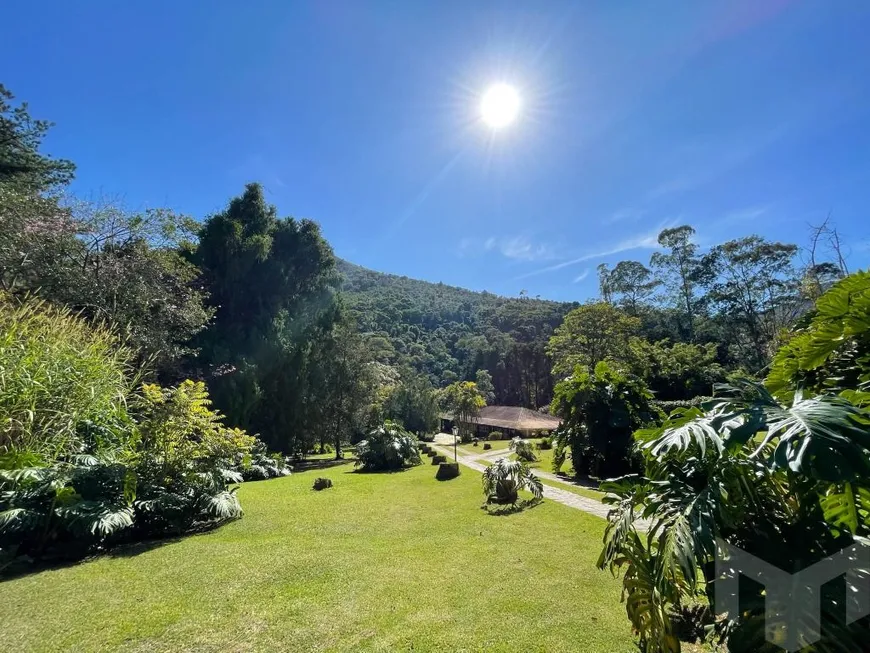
452 426 459 462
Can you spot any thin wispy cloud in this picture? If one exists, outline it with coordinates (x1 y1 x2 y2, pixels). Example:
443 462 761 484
572 268 590 283
604 208 645 225
499 236 557 261
459 235 557 262
514 223 671 281
721 205 769 223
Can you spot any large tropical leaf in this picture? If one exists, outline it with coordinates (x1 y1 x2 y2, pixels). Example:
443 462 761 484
56 501 134 538
482 458 542 502
206 489 243 520
820 483 870 535
757 393 870 481
644 408 725 458
219 468 244 484
0 507 42 534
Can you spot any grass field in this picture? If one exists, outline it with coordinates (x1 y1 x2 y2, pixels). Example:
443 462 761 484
1 460 637 652
459 437 545 457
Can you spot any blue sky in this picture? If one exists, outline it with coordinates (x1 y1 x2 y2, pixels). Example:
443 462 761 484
4 1 870 301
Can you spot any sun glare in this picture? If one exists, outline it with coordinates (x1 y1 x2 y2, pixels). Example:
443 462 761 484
480 83 520 129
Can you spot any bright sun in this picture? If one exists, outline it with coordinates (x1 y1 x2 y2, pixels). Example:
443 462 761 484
480 83 520 129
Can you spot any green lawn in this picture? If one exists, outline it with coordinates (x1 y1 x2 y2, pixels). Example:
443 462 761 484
459 437 545 457
1 460 638 652
542 478 606 502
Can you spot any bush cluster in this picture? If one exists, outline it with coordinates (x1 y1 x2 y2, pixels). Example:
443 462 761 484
354 421 421 471
652 396 714 413
0 299 273 566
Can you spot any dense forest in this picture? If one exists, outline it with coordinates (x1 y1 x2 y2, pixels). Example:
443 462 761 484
339 260 572 408
339 218 850 410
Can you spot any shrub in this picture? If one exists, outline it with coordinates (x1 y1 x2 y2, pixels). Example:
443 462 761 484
482 459 543 506
432 454 447 464
509 437 537 462
354 421 421 472
121 380 253 538
599 379 870 652
0 300 255 565
312 477 333 491
0 297 136 460
234 439 292 481
652 396 714 413
536 437 553 450
417 432 436 443
598 271 870 653
0 379 255 562
483 443 492 451
551 361 661 478
435 462 460 480
0 455 137 559
489 431 504 441
135 380 255 469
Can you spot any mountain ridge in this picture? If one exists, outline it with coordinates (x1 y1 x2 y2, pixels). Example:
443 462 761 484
337 258 574 408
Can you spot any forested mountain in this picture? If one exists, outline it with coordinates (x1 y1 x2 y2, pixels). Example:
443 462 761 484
338 260 574 408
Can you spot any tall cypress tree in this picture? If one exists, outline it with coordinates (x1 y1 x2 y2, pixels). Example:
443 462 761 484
195 183 340 451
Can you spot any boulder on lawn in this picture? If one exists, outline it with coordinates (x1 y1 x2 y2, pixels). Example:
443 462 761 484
312 477 333 491
436 462 460 480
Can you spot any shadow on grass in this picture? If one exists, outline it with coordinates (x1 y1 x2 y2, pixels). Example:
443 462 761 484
0 520 232 582
292 457 355 473
344 465 417 475
554 472 602 491
482 498 543 516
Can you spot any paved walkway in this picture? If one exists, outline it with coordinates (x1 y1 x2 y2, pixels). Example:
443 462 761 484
429 434 614 521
